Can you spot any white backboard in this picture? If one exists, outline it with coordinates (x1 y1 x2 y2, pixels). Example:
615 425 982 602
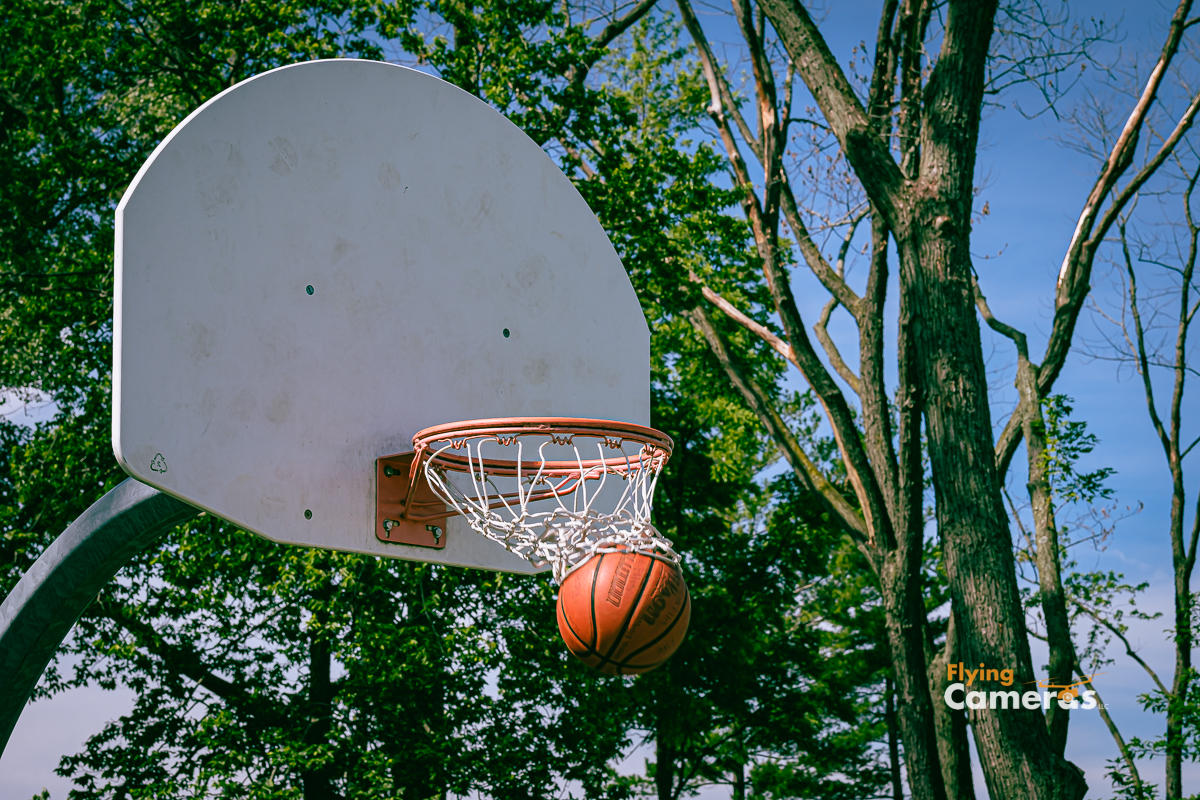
113 59 650 572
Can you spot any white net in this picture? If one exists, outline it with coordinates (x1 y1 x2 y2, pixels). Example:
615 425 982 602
418 427 678 583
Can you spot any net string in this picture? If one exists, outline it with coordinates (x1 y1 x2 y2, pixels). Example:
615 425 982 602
420 433 679 583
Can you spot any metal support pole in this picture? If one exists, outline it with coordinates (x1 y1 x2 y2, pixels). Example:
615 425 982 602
0 478 199 754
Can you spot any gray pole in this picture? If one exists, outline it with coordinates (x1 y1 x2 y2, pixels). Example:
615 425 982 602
0 478 199 753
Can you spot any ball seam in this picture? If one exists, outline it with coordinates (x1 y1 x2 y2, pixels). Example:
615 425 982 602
616 584 690 670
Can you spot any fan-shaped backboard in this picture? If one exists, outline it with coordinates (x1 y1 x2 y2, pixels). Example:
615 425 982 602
113 60 649 572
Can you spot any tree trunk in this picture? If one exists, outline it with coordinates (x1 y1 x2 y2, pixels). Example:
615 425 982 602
1121 171 1198 798
690 302 950 800
1166 483 1192 798
1018 359 1078 756
689 0 1086 792
752 0 1091 787
896 215 1086 799
678 1 955 793
655 723 676 800
929 612 977 800
885 676 904 800
885 1 1086 795
941 698 975 800
396 566 450 800
881 549 949 800
303 625 335 800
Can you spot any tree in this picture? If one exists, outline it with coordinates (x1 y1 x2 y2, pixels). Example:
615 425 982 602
0 0 385 590
566 21 899 797
1 1 646 797
1001 393 1165 797
1081 134 1200 797
3 1 895 798
16 0 1197 795
663 0 1200 796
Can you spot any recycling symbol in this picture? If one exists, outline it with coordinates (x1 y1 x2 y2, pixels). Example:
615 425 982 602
150 453 168 474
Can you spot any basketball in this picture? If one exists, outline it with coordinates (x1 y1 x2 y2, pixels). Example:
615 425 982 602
556 549 691 675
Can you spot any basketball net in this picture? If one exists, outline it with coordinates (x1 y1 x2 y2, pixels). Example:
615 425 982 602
415 421 679 583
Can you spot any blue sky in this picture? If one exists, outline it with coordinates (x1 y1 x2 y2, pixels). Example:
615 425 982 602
3 1 1199 798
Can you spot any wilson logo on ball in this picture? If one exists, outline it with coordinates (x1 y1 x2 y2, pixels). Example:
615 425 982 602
607 558 633 606
640 571 682 627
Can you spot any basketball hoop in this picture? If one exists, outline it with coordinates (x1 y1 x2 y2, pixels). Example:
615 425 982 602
405 418 677 582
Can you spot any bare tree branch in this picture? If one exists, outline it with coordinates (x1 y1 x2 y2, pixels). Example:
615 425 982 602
93 599 286 721
995 413 1024 479
866 0 900 132
779 177 863 310
1074 661 1146 793
1123 225 1175 460
815 210 869 395
565 0 660 88
994 7 1198 481
682 0 893 548
896 0 932 176
758 0 907 225
675 0 760 157
693 278 796 365
1039 0 1197 393
815 298 863 395
1074 601 1169 696
688 305 872 546
973 277 1029 359
558 139 597 178
732 0 779 151
678 0 766 227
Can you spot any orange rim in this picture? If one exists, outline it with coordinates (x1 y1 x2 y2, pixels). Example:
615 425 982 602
411 417 673 479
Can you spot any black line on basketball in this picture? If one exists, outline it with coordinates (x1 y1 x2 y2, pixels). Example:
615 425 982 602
616 583 690 667
561 595 602 659
596 555 655 671
589 553 603 652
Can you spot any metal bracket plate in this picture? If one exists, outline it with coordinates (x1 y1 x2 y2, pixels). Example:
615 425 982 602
375 452 449 549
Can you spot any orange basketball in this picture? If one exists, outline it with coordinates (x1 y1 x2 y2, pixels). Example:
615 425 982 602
556 549 691 675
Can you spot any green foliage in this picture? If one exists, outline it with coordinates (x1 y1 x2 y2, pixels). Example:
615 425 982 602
0 0 380 400
571 17 787 490
620 404 890 799
55 517 632 798
1039 394 1116 507
373 0 621 147
1065 567 1158 674
1127 668 1200 765
587 40 892 778
1013 394 1145 674
1104 669 1200 800
759 474 893 798
561 29 892 792
1 2 895 797
0 0 384 594
597 17 708 137
1 401 124 598
1104 756 1158 800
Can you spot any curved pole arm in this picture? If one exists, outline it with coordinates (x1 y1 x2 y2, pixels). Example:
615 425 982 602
0 478 199 753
